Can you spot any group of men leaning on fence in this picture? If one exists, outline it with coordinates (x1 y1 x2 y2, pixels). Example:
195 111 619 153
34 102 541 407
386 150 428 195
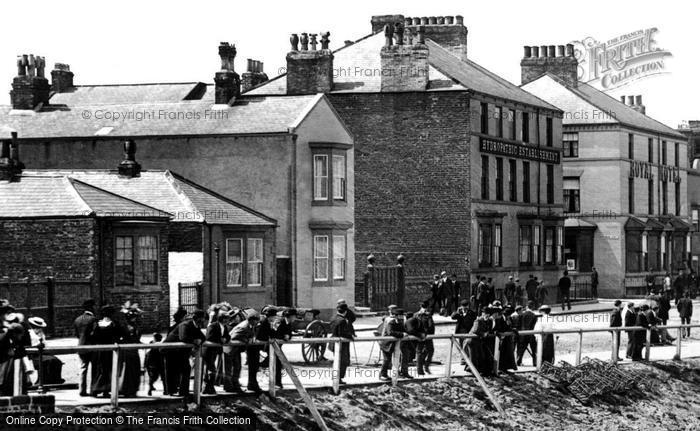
72 297 358 398
609 291 694 361
375 298 555 380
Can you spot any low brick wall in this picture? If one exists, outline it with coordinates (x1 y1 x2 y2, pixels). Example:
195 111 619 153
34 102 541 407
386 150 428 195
0 394 54 413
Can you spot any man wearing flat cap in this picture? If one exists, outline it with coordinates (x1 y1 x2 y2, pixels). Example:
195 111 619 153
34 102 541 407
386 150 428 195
73 298 97 396
270 308 297 388
330 303 355 384
378 307 406 381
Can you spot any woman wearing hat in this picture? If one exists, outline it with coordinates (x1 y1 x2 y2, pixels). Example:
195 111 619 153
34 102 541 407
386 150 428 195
467 306 495 376
119 302 143 398
90 305 120 397
0 303 27 396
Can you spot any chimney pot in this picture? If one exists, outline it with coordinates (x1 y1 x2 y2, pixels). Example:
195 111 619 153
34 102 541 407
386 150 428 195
565 43 574 57
412 17 420 25
215 42 240 103
455 15 463 25
557 45 565 57
620 95 626 103
524 46 532 58
445 16 454 25
532 46 540 57
404 17 412 27
51 62 74 93
635 95 642 106
428 16 437 25
420 17 429 25
627 96 635 105
437 16 445 24
118 139 141 178
548 45 556 57
540 45 548 57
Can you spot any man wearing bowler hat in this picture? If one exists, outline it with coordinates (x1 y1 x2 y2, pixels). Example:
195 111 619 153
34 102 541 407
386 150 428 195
73 299 97 396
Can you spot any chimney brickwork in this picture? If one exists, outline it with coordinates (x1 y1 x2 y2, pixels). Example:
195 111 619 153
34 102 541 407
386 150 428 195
0 132 24 181
380 23 429 92
286 32 333 95
214 42 241 104
241 59 269 92
51 63 74 93
11 54 50 110
372 14 468 61
520 44 578 87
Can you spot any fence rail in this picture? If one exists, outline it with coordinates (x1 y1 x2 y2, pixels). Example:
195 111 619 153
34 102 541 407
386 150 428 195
14 323 700 411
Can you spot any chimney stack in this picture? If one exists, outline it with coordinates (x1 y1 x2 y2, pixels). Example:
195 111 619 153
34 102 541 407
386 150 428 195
51 63 74 93
400 14 468 62
11 54 50 110
0 132 24 182
214 42 240 105
241 59 269 93
521 43 578 87
286 31 333 95
117 140 141 178
621 95 646 115
380 23 429 92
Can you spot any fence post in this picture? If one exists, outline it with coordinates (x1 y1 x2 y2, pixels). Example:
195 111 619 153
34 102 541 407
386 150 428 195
492 335 501 376
676 328 682 359
575 330 583 366
111 346 119 409
269 342 277 398
396 254 405 309
12 359 21 396
536 332 544 371
611 330 620 362
37 343 45 393
644 329 652 361
444 337 453 378
366 255 375 309
46 277 55 335
332 340 341 394
193 346 202 407
391 339 401 386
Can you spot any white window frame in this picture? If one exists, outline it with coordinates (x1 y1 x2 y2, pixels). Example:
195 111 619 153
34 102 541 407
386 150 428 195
333 235 346 280
247 238 263 286
226 238 243 287
313 235 329 282
533 225 541 266
332 155 346 200
313 154 329 201
493 224 502 267
556 226 564 265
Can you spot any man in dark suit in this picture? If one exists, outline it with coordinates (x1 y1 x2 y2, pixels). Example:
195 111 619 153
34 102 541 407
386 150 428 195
624 302 636 359
379 308 406 381
227 310 260 393
164 309 206 397
558 270 572 311
202 309 230 394
525 275 538 303
632 305 650 360
609 300 622 360
271 308 297 388
73 299 96 396
516 301 538 366
329 304 355 383
451 298 477 364
450 274 463 311
678 292 694 338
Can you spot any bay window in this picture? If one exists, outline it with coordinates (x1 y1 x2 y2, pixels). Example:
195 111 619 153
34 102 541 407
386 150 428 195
310 142 350 205
312 231 348 284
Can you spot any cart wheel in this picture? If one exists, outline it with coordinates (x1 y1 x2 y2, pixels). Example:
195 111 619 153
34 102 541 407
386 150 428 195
301 320 328 364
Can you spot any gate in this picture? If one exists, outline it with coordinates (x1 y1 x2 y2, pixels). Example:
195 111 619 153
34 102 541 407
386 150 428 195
178 281 202 313
361 254 405 310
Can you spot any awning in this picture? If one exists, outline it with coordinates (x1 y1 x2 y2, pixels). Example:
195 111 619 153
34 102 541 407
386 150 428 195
563 168 584 177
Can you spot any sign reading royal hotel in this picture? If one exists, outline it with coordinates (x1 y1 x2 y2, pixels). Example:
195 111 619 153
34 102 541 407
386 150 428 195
629 160 681 183
480 137 561 164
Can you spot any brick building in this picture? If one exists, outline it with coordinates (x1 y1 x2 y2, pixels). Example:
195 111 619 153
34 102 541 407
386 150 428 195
0 135 275 334
522 47 690 296
246 14 564 295
0 47 354 317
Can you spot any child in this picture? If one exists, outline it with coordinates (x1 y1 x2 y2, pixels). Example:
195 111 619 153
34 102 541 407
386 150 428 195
144 333 164 396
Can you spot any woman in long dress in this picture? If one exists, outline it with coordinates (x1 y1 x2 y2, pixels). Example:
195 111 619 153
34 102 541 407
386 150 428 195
91 305 119 397
119 302 143 398
467 307 495 376
495 305 518 372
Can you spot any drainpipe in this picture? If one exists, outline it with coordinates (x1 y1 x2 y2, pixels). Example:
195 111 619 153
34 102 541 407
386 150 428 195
291 134 298 307
536 108 541 217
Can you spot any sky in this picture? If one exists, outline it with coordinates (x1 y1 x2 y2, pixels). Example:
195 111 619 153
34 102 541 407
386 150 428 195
0 0 696 127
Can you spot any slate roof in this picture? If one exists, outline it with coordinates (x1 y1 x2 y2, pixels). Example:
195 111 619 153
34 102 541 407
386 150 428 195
524 73 684 139
0 175 169 219
0 95 321 139
49 83 206 106
245 32 559 111
18 169 275 226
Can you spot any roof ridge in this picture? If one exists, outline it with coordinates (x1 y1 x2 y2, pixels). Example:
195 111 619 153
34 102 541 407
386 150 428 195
73 82 201 88
68 177 174 217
